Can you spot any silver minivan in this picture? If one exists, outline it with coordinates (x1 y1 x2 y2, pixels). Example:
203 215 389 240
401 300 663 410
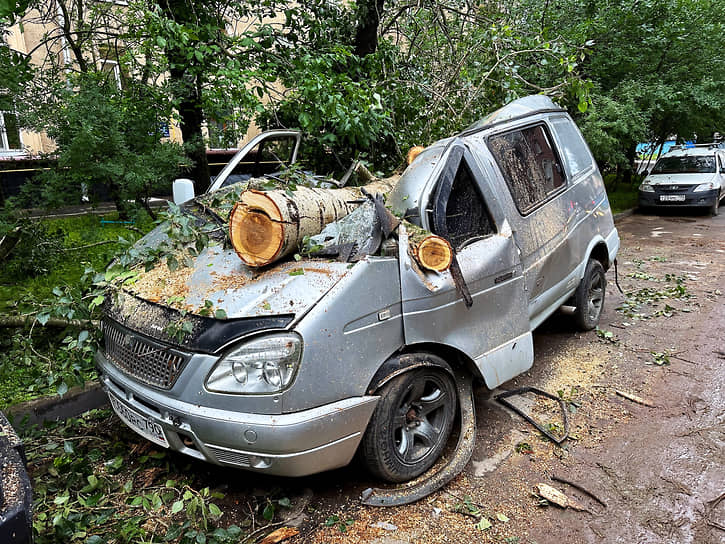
97 96 619 483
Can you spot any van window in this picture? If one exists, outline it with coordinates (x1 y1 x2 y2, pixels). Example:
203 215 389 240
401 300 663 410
488 124 566 214
433 154 495 249
550 117 593 178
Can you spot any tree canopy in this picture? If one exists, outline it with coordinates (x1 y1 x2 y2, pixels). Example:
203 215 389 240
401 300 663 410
2 0 724 205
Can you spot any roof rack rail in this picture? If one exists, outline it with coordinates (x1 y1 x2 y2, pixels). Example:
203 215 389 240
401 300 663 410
668 142 725 151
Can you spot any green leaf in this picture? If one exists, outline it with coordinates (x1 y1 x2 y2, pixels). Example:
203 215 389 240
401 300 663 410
475 517 492 531
208 503 222 516
86 536 104 544
57 382 69 397
496 512 510 522
54 494 70 505
277 497 291 508
105 455 124 472
214 308 227 319
156 36 167 48
171 500 184 514
262 502 275 520
78 330 90 344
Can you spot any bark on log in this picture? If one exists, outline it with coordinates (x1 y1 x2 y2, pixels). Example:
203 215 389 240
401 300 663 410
229 177 397 267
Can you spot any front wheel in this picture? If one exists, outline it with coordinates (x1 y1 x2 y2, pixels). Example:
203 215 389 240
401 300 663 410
573 258 606 331
360 367 457 483
710 194 720 216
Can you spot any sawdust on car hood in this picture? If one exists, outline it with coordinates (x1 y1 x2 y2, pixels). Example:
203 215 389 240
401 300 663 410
126 243 353 320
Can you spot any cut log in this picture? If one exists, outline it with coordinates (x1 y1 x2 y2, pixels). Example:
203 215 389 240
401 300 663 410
403 220 453 272
411 235 453 272
229 178 397 267
406 145 425 164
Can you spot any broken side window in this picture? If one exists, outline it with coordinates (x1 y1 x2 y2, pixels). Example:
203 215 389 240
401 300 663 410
487 124 566 214
433 153 495 249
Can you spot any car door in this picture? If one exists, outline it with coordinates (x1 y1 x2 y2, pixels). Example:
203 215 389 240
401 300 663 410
208 130 302 192
486 121 576 327
398 141 534 389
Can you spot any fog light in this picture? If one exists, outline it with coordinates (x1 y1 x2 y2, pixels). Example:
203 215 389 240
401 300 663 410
249 455 272 469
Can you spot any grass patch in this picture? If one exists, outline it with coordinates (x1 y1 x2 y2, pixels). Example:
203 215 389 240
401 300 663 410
0 211 155 408
0 211 154 313
605 182 639 214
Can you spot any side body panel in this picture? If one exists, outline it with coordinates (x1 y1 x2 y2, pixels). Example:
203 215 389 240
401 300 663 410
470 117 616 329
287 257 405 412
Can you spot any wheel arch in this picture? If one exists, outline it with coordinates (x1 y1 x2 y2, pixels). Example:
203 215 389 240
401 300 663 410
590 240 611 271
366 343 482 395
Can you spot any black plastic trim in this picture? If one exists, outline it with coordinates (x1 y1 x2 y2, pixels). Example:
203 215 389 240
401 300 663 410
104 293 295 354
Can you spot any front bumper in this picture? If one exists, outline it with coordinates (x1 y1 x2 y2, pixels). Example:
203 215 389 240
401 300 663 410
639 187 719 209
98 352 379 477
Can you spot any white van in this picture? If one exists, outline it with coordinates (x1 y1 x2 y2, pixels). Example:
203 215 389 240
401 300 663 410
639 143 725 215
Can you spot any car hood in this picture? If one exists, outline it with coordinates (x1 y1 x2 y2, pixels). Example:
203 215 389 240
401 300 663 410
644 173 717 186
125 242 353 320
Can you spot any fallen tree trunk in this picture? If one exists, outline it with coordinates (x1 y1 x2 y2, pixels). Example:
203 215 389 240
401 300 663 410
229 177 397 267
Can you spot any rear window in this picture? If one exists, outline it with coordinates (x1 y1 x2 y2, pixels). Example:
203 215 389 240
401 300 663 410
652 156 716 174
550 117 593 178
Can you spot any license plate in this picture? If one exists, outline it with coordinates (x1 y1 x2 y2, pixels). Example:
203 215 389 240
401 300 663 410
109 394 168 448
660 194 685 202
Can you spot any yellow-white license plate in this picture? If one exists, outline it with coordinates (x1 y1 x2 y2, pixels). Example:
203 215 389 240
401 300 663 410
109 394 168 448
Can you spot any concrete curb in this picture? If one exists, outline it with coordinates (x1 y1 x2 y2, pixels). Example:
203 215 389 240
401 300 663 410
7 382 107 428
613 208 637 222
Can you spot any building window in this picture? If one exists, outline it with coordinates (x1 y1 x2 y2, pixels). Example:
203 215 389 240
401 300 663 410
0 111 22 151
100 59 122 89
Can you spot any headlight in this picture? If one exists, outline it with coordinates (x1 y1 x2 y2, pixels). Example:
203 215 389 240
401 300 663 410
206 333 302 394
639 183 654 193
693 182 715 192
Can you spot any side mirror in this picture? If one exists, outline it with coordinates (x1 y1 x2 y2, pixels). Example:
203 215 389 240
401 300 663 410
173 178 195 205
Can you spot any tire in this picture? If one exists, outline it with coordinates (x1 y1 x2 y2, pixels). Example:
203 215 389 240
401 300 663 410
360 367 457 483
573 258 606 331
710 194 720 217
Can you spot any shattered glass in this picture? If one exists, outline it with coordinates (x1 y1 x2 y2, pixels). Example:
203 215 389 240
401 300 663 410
307 200 383 261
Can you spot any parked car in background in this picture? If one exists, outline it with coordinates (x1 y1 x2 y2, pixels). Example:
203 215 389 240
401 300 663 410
97 95 619 483
638 143 725 215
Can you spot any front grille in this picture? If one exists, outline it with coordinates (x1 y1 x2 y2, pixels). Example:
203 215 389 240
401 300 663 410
207 445 251 467
657 185 690 193
102 319 190 389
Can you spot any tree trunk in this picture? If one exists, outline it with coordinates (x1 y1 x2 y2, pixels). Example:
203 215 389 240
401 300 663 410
159 0 211 192
229 177 398 267
354 0 386 57
623 142 637 185
168 66 211 193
